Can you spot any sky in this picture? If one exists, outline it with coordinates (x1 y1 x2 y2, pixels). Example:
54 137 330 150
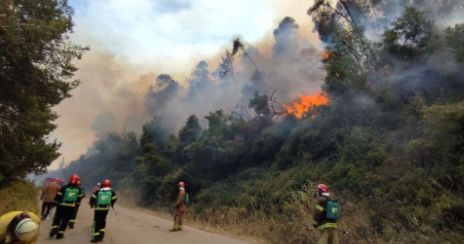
49 0 322 169
68 0 318 71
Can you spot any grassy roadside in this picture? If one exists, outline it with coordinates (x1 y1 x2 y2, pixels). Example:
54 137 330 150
0 180 39 215
116 189 262 243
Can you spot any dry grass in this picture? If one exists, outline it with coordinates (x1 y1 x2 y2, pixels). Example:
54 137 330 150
0 180 39 215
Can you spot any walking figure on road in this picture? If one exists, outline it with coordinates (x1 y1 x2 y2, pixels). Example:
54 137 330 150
40 178 60 220
69 180 85 229
171 181 189 231
49 174 84 239
89 179 117 242
91 182 101 194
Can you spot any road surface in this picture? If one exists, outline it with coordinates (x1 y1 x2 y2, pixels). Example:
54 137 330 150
38 203 250 244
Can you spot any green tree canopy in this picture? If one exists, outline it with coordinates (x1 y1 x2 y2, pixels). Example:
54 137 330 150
0 0 86 185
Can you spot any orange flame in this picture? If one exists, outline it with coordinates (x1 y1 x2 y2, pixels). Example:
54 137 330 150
320 50 332 61
283 92 329 119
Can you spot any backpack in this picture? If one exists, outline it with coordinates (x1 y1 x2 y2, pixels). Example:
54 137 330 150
63 187 79 203
325 200 341 221
97 190 112 206
184 192 190 206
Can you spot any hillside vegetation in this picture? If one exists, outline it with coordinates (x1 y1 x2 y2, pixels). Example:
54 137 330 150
0 180 39 214
54 2 464 243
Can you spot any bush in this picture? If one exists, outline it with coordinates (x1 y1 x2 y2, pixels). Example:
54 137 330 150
0 180 39 214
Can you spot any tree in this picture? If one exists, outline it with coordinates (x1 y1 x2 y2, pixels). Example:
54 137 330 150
248 92 271 118
446 24 464 63
187 61 212 99
0 0 86 185
383 7 434 60
178 115 201 144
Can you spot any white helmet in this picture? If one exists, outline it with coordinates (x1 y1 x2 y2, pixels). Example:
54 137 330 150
15 218 38 242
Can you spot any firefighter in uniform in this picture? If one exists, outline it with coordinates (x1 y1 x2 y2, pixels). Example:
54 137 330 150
49 174 84 239
0 211 40 244
171 181 189 231
69 180 85 229
313 183 340 244
89 179 117 242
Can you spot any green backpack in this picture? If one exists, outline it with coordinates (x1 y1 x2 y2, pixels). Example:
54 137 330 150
325 200 341 221
97 190 112 206
184 192 190 206
63 187 79 203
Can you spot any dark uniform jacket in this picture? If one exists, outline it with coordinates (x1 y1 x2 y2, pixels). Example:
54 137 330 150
313 194 338 229
54 184 85 207
89 187 118 211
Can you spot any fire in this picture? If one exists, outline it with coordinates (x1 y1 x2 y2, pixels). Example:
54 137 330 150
283 92 329 119
320 50 332 61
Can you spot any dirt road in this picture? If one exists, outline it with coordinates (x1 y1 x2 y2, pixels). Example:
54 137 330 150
38 203 249 244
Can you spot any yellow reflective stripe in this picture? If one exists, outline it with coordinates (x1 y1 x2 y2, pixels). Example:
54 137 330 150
95 207 110 211
52 225 59 228
315 204 324 211
100 229 105 232
92 221 97 236
318 223 337 230
112 196 118 200
60 203 76 207
57 192 63 195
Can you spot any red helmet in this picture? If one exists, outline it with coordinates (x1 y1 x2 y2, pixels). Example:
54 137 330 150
101 179 111 188
68 174 79 184
177 181 185 187
317 183 329 194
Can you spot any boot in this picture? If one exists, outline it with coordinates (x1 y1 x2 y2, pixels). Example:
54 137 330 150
49 228 57 237
56 232 64 239
170 225 179 231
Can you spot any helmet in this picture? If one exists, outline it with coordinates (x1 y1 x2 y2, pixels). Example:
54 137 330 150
101 179 111 188
15 218 38 242
317 183 329 195
177 181 185 187
68 174 79 184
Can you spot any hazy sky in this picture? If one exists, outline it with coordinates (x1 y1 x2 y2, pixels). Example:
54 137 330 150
50 0 321 169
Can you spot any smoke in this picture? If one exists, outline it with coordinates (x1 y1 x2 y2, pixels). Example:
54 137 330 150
273 17 300 57
49 52 155 167
92 112 118 138
308 0 464 44
127 16 326 134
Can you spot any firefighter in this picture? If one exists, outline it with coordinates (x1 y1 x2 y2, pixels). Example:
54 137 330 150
89 179 117 242
91 182 101 194
313 183 340 244
170 181 189 231
49 174 84 239
0 211 40 244
69 180 85 229
40 178 60 220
